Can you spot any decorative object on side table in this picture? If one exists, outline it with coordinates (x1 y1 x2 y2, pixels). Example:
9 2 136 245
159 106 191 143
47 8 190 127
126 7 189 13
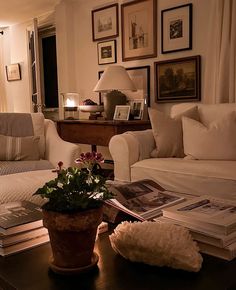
155 55 201 103
79 99 104 120
34 152 114 275
94 65 136 120
62 92 80 119
109 221 203 272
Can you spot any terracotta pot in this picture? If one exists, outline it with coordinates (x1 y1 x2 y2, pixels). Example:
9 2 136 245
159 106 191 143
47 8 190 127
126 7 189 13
43 206 103 269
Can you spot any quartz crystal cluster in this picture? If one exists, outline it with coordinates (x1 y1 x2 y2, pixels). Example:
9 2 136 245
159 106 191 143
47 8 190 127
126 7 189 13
109 221 203 272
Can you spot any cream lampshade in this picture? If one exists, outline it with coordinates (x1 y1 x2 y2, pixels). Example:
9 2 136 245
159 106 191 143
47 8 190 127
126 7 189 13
93 65 136 120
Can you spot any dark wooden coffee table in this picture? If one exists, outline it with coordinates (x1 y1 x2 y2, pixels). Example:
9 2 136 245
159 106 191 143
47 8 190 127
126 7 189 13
0 231 236 290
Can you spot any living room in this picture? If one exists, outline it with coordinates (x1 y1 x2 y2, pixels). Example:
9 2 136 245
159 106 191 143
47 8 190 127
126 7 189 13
0 0 236 289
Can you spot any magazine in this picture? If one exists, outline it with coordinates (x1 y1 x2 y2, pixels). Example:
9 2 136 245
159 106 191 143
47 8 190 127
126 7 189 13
162 195 236 235
106 179 185 221
0 201 43 235
156 216 236 248
197 240 236 261
0 234 49 256
0 227 48 247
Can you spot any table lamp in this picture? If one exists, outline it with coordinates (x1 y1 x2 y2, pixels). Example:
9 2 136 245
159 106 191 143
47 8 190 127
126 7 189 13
93 65 136 120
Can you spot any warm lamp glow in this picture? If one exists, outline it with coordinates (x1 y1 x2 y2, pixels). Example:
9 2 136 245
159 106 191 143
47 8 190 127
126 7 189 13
65 98 75 107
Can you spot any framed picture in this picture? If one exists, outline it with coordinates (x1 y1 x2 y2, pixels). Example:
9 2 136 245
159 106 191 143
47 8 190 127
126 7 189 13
155 55 201 103
161 4 192 54
6 63 21 81
113 105 130 121
92 3 119 41
129 99 144 120
121 0 157 61
98 65 150 106
97 40 116 65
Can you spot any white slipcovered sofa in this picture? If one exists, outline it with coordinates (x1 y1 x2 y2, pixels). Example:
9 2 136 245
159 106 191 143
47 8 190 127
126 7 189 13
0 113 80 204
109 103 236 200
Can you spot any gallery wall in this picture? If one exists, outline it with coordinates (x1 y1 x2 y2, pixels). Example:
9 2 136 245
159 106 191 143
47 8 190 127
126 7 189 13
0 0 213 114
65 0 213 115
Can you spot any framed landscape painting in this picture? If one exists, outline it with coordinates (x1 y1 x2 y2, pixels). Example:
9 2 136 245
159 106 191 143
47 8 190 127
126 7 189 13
92 4 119 41
155 55 201 103
161 4 192 53
121 0 157 61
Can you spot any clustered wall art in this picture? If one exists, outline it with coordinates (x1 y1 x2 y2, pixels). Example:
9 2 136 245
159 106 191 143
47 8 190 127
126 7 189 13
91 0 200 109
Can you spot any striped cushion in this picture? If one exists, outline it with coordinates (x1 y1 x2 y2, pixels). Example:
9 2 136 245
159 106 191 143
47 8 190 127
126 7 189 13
0 135 40 161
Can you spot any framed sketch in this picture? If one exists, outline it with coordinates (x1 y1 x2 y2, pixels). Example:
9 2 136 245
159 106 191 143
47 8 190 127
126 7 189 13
121 0 157 61
129 99 144 120
161 4 192 54
98 65 150 106
155 55 201 103
113 105 130 121
6 63 21 81
97 40 116 65
92 3 119 41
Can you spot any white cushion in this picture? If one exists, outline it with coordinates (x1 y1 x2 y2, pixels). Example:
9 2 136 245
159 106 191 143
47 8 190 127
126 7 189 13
131 158 236 198
148 107 199 158
182 112 236 160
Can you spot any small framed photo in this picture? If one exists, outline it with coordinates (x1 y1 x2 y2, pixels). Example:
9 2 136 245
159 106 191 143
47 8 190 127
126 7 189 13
6 63 21 81
121 0 157 61
155 55 201 103
113 105 130 121
92 3 119 41
161 4 192 54
97 40 116 65
129 99 144 120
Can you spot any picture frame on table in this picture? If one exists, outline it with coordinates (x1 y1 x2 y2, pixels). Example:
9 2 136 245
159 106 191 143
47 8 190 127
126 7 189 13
161 4 192 54
113 105 130 121
92 3 119 41
97 40 117 65
98 65 150 106
155 55 201 103
121 0 157 61
6 63 21 81
129 99 144 120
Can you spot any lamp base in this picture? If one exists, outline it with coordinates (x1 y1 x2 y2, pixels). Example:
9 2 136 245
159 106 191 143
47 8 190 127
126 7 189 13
104 90 127 120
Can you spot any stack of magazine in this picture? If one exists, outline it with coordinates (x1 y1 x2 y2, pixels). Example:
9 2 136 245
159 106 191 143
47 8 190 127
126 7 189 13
0 201 49 256
104 179 185 222
158 195 236 261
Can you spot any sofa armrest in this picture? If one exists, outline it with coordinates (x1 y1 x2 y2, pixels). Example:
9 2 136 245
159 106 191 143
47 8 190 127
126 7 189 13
44 119 81 168
109 129 155 182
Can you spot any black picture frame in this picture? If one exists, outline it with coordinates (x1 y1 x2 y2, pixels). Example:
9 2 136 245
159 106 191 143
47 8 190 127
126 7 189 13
92 3 119 42
155 55 201 103
98 65 150 106
161 3 192 54
97 40 117 65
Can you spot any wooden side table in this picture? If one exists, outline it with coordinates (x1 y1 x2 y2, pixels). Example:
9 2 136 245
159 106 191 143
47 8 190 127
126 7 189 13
57 120 151 151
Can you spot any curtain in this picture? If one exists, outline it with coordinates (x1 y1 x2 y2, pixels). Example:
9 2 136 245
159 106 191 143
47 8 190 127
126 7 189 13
204 0 236 103
0 36 7 112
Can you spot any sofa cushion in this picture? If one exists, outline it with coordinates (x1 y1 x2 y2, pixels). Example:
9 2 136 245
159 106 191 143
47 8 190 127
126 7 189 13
131 158 236 198
182 112 236 160
0 160 54 176
0 113 45 158
0 135 40 161
148 107 199 158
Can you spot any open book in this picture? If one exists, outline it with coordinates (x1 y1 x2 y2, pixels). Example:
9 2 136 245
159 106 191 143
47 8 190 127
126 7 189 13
105 179 185 221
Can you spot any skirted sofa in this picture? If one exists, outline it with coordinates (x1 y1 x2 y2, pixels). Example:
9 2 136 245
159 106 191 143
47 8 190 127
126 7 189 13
0 113 80 204
109 103 236 200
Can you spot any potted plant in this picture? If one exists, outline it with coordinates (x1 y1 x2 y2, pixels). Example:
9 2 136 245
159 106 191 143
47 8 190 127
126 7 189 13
34 152 114 273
